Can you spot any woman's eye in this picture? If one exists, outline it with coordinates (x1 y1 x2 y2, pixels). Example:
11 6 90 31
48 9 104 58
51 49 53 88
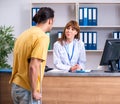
72 29 74 30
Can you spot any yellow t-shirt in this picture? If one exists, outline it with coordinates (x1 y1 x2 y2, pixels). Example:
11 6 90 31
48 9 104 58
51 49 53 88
9 26 49 92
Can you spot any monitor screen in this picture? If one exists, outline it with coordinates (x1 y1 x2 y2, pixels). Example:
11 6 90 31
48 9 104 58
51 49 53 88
100 39 120 72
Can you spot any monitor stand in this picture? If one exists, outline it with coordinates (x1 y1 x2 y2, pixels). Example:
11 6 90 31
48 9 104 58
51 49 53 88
104 60 119 73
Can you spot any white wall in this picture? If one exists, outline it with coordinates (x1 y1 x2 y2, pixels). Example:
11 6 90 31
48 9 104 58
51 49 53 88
0 0 30 66
0 0 119 68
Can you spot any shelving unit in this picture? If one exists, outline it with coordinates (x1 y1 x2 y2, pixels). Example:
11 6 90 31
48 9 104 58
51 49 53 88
30 0 120 70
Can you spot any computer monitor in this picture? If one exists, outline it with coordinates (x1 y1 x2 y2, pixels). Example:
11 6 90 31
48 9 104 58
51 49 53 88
100 39 120 72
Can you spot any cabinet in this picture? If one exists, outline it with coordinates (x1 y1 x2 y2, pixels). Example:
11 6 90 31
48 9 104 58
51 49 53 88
30 0 120 70
42 76 120 104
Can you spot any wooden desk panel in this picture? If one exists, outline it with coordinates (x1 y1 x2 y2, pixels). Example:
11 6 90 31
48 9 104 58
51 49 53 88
42 76 120 104
0 73 12 104
1 73 120 104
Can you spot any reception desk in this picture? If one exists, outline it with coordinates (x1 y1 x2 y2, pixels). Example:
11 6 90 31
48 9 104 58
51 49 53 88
1 69 120 104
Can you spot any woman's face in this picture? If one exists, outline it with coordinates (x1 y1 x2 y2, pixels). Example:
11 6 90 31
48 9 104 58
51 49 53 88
65 26 77 41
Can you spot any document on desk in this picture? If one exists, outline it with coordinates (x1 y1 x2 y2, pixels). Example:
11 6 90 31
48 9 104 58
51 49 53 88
75 69 92 73
46 69 92 73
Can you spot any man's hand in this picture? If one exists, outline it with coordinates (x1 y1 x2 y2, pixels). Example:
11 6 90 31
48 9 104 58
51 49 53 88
32 91 42 100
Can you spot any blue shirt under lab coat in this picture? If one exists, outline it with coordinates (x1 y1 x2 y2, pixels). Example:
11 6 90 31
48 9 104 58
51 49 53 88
53 39 86 72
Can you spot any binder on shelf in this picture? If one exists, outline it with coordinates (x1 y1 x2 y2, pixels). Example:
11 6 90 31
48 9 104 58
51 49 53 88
88 32 92 50
83 7 88 26
79 7 97 26
79 8 84 26
113 32 118 39
92 32 97 50
92 8 97 26
32 7 40 26
58 31 63 38
83 32 88 50
36 8 40 12
88 8 92 26
112 31 120 39
32 8 37 26
46 32 51 50
80 32 84 42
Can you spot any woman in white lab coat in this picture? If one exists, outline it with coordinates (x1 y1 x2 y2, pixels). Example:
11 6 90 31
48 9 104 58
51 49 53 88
53 20 86 72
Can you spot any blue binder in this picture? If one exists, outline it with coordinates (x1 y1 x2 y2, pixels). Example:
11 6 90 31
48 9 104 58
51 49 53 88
92 32 97 50
88 8 92 26
32 8 37 26
80 32 84 42
36 8 40 12
83 32 88 50
83 7 88 26
92 8 97 26
79 8 84 26
32 8 40 26
88 32 93 50
113 32 118 39
58 31 63 38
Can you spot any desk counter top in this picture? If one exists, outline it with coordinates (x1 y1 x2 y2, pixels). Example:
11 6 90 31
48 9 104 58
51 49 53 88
1 69 120 77
45 69 120 77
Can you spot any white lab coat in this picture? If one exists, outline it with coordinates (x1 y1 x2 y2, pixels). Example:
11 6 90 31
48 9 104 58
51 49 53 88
53 39 86 72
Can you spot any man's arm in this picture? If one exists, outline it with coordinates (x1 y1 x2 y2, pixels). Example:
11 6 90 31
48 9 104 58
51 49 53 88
29 58 42 100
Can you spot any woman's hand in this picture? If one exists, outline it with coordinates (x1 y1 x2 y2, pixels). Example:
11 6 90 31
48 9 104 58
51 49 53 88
70 64 82 72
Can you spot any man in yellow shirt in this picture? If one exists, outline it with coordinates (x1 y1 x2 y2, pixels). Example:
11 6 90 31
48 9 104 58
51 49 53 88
9 7 54 104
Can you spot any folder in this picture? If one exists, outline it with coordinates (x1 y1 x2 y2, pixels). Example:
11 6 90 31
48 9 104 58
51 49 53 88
46 32 50 50
32 8 40 26
80 32 84 42
83 32 88 50
79 8 84 26
36 8 40 12
92 8 97 26
32 8 37 26
88 8 92 26
83 7 88 26
92 32 97 50
88 32 92 50
113 32 118 39
58 32 62 38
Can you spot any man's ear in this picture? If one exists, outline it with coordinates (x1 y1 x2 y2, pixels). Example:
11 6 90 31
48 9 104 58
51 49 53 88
47 19 50 25
48 18 53 25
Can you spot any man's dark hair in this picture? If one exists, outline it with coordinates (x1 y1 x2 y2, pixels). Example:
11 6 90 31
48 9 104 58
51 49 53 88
32 7 54 24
